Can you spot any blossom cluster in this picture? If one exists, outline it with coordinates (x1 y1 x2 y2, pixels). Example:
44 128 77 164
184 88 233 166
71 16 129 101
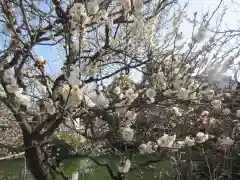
1 1 238 178
3 67 31 108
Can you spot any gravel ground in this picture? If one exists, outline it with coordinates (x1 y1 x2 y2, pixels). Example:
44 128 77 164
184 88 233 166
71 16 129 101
0 102 23 157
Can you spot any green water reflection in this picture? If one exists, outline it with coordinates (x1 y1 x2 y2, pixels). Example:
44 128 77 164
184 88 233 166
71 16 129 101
0 156 171 180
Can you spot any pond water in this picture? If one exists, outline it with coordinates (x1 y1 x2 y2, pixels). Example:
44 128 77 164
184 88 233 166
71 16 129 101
0 156 171 180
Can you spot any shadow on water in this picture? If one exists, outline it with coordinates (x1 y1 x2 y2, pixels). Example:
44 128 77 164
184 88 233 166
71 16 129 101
0 155 171 180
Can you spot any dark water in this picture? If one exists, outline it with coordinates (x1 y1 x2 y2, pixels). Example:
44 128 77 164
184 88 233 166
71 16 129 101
0 156 171 180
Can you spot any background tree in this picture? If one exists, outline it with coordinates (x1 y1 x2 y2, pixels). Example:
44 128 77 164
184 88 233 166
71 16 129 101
1 0 240 180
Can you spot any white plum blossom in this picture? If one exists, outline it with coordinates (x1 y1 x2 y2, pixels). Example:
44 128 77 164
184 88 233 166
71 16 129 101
122 126 134 141
172 141 185 151
211 99 221 109
44 101 56 115
78 135 86 144
132 0 143 12
222 108 230 115
172 106 182 116
115 101 127 115
75 124 85 133
7 2 14 9
87 0 99 14
139 141 156 154
157 71 165 82
178 88 189 100
37 56 45 63
163 89 174 96
188 82 199 92
146 88 156 99
3 67 15 84
201 111 209 116
185 136 195 146
6 84 19 93
199 110 209 124
74 118 83 130
157 134 176 148
0 84 5 96
125 88 138 103
70 10 89 27
82 16 91 27
193 26 207 42
69 86 84 106
195 132 209 143
14 88 31 108
173 67 181 74
72 43 80 53
125 88 134 98
204 89 214 100
70 3 87 18
236 122 240 131
94 10 109 24
236 110 240 117
125 111 137 121
173 79 184 89
58 84 71 101
175 32 184 41
189 91 197 99
3 67 32 107
131 17 142 35
120 0 131 14
224 93 231 99
38 83 47 97
119 93 124 99
3 67 15 77
85 64 99 77
72 171 79 180
209 117 217 128
118 159 131 173
139 143 147 154
68 68 82 86
199 82 208 90
90 91 109 108
219 137 234 147
113 86 121 95
146 97 155 104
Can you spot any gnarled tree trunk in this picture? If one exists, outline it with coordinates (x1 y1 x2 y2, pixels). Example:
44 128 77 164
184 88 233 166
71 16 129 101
23 133 56 180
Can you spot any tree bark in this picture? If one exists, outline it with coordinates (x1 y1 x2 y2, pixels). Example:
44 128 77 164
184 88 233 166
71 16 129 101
23 134 56 180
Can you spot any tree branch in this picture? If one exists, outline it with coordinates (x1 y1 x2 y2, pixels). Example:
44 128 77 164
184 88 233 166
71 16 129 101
19 0 32 40
129 152 166 172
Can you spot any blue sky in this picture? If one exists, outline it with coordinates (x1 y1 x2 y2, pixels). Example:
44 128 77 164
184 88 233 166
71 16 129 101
178 0 240 77
32 0 62 77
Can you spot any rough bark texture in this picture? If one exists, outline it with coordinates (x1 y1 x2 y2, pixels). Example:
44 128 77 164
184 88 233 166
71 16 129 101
23 134 56 180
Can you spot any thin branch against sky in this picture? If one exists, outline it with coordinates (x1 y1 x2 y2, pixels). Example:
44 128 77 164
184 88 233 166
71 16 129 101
0 0 238 79
36 0 240 78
